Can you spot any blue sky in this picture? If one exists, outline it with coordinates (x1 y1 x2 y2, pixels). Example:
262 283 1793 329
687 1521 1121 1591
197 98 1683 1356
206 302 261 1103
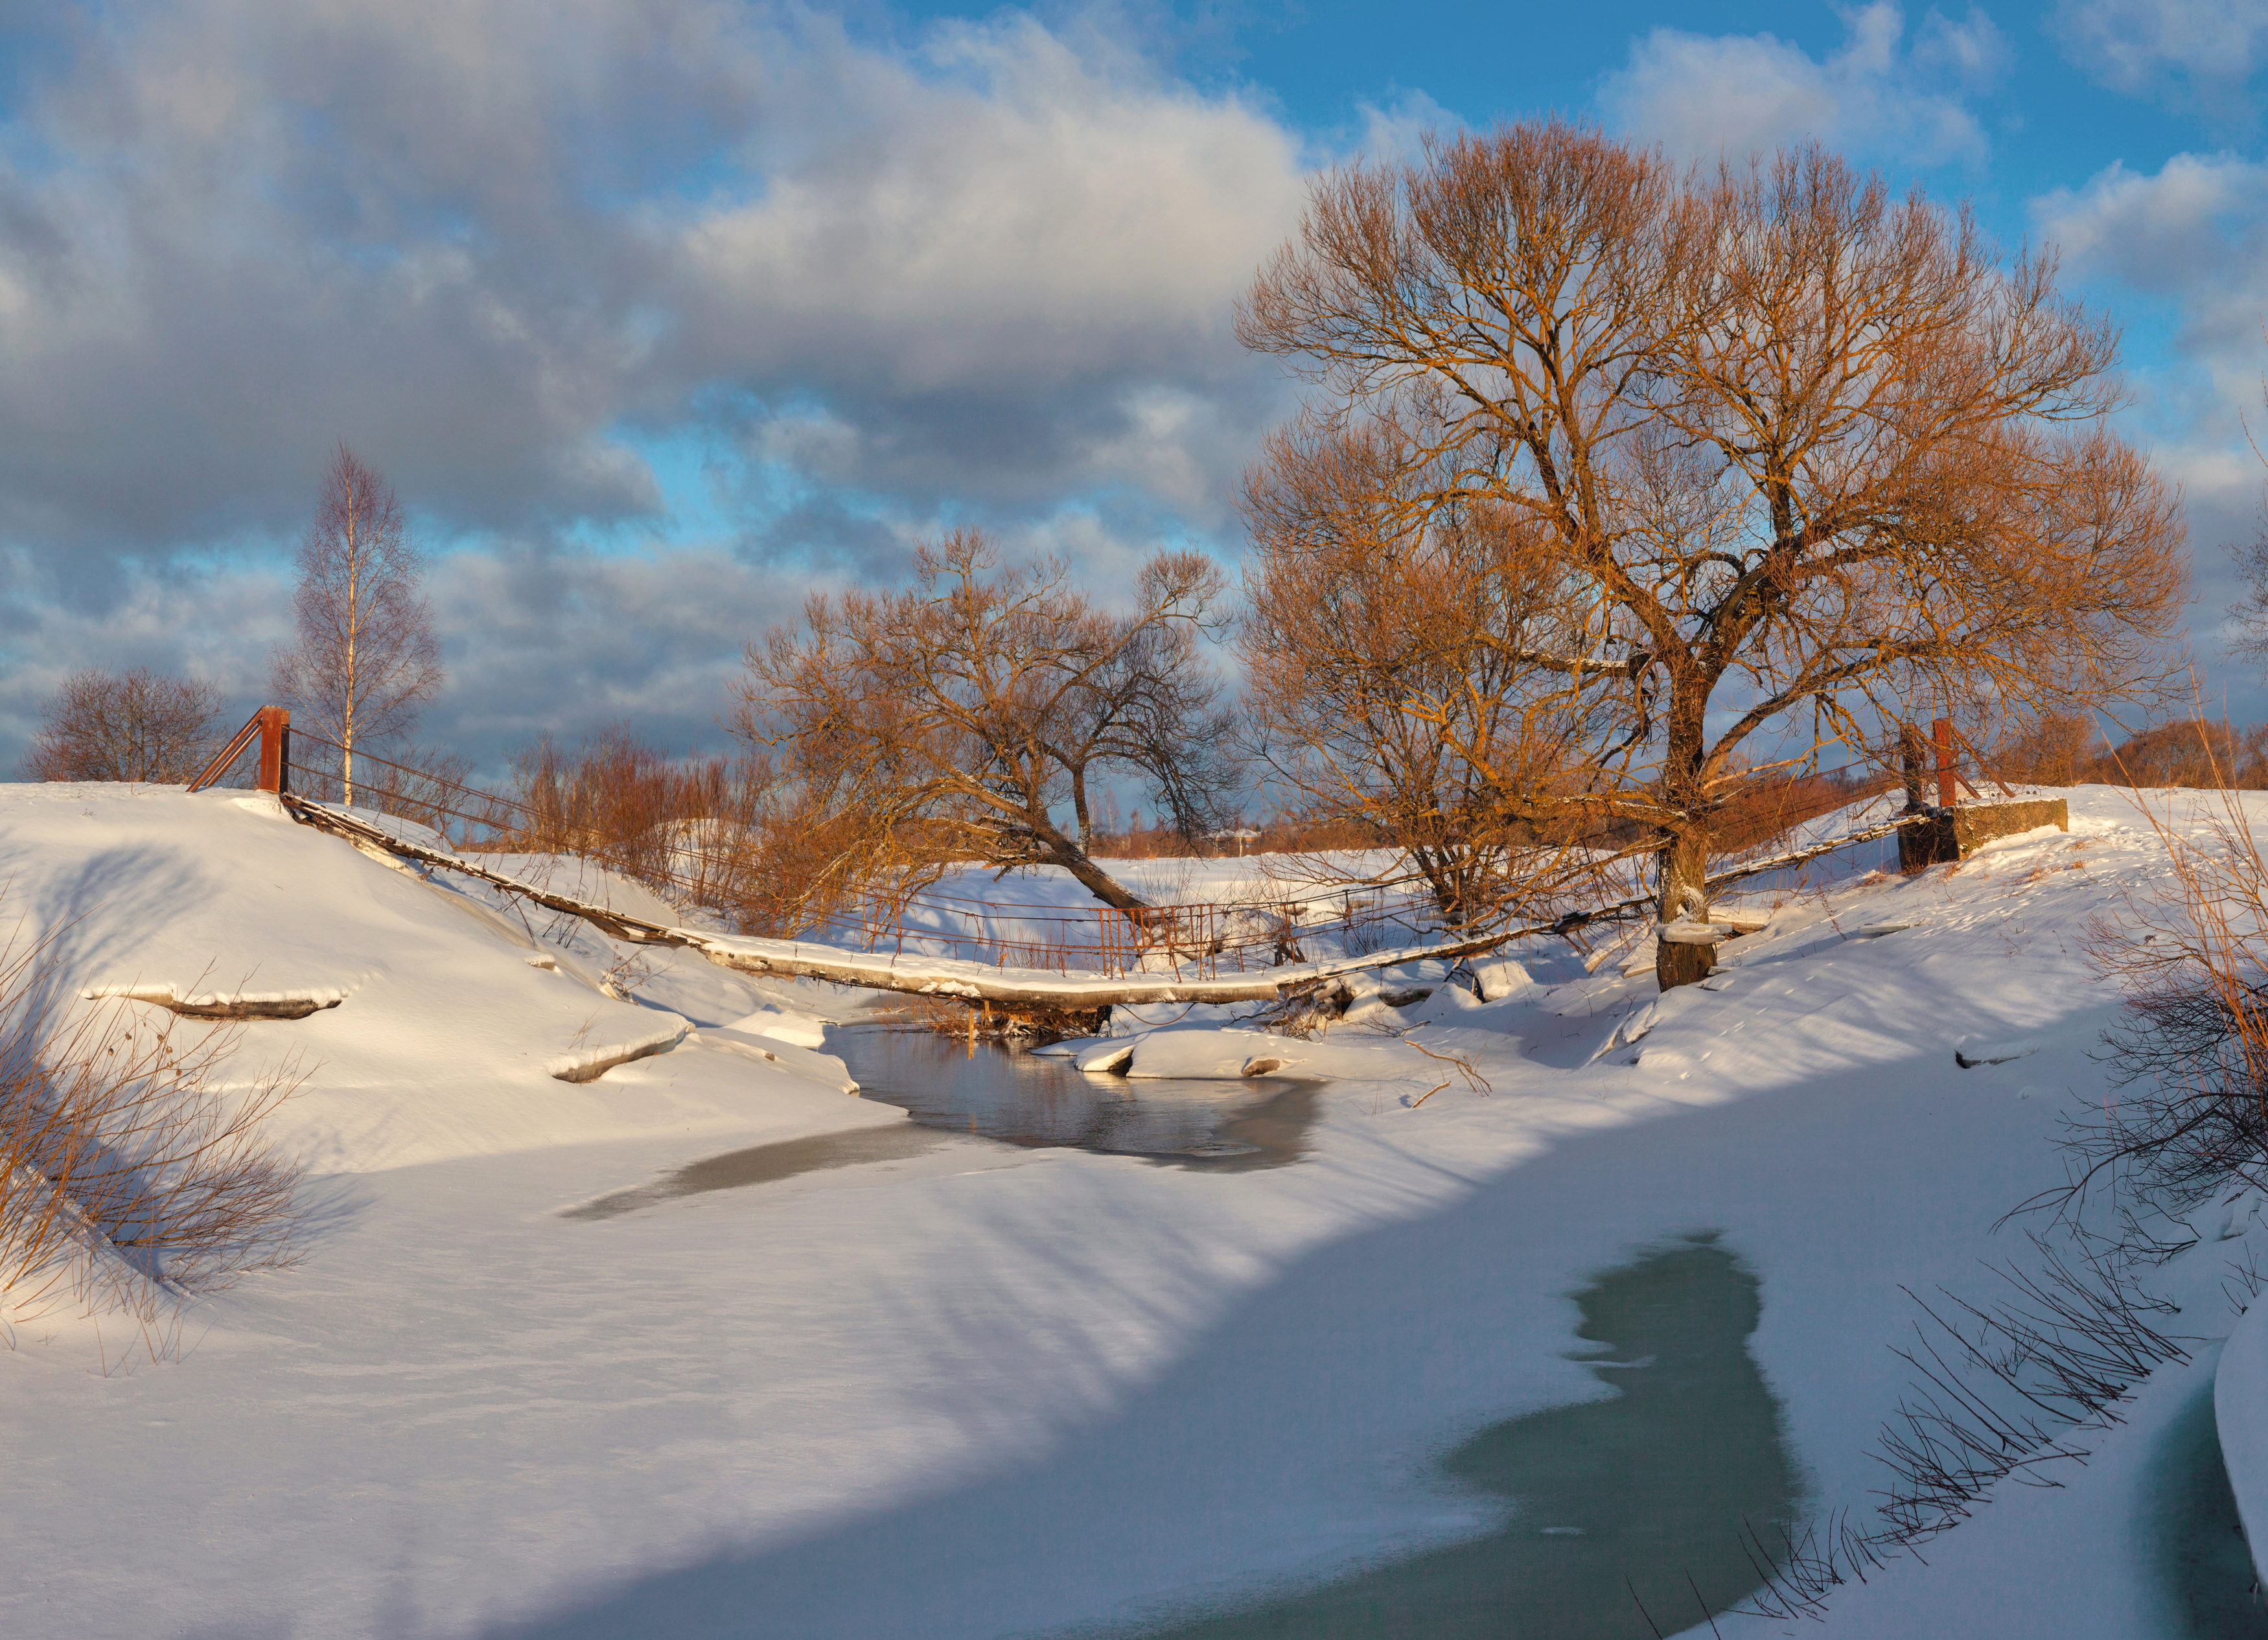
2 0 2267 773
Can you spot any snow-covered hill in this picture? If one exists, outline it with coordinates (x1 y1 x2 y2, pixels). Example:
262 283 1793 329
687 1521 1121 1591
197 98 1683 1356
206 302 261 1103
0 783 891 1183
0 780 2261 1638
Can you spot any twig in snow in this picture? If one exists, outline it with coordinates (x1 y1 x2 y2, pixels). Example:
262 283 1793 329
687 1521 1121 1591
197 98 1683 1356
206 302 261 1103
1728 1232 2190 1622
1404 1036 1492 1096
1626 1579 1665 1639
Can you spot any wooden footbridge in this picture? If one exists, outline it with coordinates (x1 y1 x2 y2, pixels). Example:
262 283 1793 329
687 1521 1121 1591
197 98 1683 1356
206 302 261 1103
186 708 2008 1008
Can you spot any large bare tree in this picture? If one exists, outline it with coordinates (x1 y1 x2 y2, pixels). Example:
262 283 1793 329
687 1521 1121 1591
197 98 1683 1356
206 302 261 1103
21 667 222 782
271 443 443 807
1240 122 2186 986
735 529 1232 918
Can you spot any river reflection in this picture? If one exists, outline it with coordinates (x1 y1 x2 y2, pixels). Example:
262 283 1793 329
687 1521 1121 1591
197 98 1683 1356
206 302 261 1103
827 1026 1318 1171
562 1122 957 1219
567 1027 1317 1221
1106 1235 1802 1639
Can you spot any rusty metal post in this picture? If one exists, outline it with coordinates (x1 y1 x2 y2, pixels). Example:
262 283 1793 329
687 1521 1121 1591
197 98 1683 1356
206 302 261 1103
257 706 290 793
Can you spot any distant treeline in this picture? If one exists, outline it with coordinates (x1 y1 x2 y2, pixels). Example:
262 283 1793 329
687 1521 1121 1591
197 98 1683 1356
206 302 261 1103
1994 715 2268 791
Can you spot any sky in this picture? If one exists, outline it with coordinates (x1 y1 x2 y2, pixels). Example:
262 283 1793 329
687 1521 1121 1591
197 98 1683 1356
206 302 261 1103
3 0 2268 778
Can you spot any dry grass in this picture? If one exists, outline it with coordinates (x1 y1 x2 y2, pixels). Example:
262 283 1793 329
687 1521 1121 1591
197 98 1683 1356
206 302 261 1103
2016 777 2268 1228
505 726 872 938
0 936 307 1365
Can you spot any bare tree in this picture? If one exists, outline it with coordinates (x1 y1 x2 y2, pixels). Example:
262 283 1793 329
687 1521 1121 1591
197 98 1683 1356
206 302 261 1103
271 443 443 807
2228 498 2268 678
1240 413 1629 929
21 667 222 782
1043 554 1240 855
734 529 1231 918
1240 122 2186 986
1992 711 2106 787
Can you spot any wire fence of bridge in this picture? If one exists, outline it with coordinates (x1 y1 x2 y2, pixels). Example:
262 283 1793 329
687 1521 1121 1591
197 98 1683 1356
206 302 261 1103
211 721 1446 979
192 709 1938 981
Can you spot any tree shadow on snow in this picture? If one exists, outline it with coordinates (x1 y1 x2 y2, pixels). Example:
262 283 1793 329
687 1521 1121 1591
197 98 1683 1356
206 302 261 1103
482 1100 1840 1640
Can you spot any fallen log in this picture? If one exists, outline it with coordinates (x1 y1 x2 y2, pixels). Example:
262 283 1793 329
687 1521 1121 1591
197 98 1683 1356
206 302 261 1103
84 982 346 1020
546 1019 689 1083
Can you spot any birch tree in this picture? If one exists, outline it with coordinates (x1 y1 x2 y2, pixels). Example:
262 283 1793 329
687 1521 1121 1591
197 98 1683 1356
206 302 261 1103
271 444 443 806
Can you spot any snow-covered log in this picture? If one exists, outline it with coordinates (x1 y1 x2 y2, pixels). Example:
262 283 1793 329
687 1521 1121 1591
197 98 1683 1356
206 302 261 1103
84 982 347 1019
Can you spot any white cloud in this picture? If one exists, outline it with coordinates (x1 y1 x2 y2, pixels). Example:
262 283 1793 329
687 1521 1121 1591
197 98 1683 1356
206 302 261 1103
0 1 1323 771
2031 151 2268 666
1348 89 1460 169
1596 3 2009 165
2053 0 2268 124
2033 151 2268 292
662 14 1305 514
0 1 1308 564
675 19 1299 389
2034 152 2268 446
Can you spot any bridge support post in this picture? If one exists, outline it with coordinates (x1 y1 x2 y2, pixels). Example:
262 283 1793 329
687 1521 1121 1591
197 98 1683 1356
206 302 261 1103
257 706 291 794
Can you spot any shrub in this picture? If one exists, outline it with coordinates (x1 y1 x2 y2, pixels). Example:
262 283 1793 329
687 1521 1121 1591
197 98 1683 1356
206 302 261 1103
22 667 222 783
0 939 305 1358
2026 783 2268 1229
504 726 864 938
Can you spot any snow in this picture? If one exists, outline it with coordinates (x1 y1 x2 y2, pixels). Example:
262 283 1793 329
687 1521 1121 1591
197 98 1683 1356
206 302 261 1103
0 784 888 1180
695 1024 859 1092
1 780 2263 1637
833 850 1416 949
2220 1289 2268 1573
720 1004 829 1048
1072 1037 1137 1073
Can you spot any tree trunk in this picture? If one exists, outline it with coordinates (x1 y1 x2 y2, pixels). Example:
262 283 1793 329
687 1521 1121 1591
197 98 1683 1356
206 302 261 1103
1070 767 1093 856
1413 846 1472 930
1654 825 1715 989
1012 805 1156 920
1900 724 1928 812
343 511 359 809
1048 839 1155 919
1654 710 1715 990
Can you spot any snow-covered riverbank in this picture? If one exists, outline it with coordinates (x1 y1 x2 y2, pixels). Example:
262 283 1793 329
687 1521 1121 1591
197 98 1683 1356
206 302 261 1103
1 781 2261 1637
